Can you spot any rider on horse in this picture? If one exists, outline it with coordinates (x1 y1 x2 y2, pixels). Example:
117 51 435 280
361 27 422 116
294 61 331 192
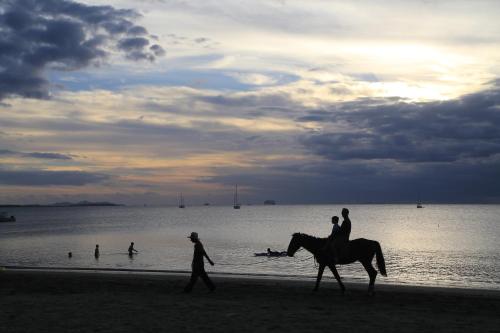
324 215 340 262
337 208 351 261
324 208 351 264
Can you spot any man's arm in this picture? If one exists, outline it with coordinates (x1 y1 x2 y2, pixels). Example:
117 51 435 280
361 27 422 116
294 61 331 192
203 249 215 266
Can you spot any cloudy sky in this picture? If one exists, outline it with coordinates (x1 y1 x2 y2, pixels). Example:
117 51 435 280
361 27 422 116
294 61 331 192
1 0 500 205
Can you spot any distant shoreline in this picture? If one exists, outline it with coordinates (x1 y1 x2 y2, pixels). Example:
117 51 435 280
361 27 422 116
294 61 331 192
0 201 123 207
2 203 500 207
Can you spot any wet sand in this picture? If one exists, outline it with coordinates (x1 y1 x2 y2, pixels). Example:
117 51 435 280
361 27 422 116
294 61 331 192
1 269 499 333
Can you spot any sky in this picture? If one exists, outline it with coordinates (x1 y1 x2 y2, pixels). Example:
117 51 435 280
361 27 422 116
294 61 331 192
1 0 500 205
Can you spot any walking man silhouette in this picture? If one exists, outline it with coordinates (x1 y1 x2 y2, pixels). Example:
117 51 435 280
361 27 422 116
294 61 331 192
184 232 216 293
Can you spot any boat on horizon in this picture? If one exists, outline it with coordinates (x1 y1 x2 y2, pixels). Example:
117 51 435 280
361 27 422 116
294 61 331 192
178 193 185 208
0 212 16 222
233 185 241 209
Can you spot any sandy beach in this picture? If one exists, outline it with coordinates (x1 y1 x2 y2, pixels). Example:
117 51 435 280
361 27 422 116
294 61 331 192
1 269 499 333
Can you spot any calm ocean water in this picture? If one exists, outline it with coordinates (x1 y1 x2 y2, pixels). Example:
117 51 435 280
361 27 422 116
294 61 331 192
1 205 499 290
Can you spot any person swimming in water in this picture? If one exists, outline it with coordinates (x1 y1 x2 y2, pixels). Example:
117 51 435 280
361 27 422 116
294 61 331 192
267 248 286 256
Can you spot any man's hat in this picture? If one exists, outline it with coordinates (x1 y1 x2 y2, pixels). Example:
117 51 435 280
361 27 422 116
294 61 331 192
188 232 199 240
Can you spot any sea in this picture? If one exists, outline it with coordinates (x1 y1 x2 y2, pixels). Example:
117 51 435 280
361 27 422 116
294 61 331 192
1 204 499 290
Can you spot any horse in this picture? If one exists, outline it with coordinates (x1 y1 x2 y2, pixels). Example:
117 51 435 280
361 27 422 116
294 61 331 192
287 233 387 295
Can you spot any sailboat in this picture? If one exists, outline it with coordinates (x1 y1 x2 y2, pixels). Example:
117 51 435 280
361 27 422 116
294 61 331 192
416 191 424 208
233 185 241 209
178 193 185 208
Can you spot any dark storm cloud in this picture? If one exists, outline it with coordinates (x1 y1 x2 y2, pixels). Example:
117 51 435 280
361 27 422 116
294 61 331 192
117 37 156 61
300 86 500 163
127 26 148 36
0 149 18 155
0 0 165 100
150 44 166 57
203 156 500 204
199 93 293 109
0 149 73 160
0 169 109 186
118 37 150 51
0 114 275 153
199 83 500 203
24 152 72 160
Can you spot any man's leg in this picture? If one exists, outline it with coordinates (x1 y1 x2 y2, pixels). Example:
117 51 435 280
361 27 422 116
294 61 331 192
199 270 215 291
184 271 199 293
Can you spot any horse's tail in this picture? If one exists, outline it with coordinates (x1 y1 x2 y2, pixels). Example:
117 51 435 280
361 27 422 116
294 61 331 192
375 241 387 277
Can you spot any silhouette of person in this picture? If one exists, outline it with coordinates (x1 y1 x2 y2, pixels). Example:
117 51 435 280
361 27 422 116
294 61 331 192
267 248 277 256
267 248 285 256
94 244 100 259
324 216 340 263
336 208 351 261
184 232 216 293
128 242 138 256
68 252 72 258
339 208 351 240
330 216 341 237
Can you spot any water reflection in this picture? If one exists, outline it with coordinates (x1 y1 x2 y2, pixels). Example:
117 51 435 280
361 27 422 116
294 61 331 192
0 205 499 289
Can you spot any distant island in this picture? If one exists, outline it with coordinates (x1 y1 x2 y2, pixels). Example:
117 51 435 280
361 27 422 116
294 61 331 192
0 201 123 207
264 200 276 205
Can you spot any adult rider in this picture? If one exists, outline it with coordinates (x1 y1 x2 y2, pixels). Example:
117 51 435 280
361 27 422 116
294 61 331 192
336 208 351 262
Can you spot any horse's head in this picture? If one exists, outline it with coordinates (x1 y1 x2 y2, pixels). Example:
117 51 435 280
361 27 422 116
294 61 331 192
287 233 302 257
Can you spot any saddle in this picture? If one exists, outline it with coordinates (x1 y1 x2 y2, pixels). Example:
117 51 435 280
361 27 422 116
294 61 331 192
325 239 349 264
335 241 350 263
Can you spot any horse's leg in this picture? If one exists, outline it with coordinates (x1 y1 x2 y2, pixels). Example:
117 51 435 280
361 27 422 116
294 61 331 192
327 264 345 295
360 259 378 296
314 264 325 291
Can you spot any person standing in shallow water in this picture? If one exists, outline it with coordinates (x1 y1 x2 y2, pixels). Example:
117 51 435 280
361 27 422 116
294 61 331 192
94 244 99 259
184 232 216 293
128 242 138 256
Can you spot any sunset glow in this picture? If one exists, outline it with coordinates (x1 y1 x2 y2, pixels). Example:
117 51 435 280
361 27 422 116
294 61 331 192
1 0 500 204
